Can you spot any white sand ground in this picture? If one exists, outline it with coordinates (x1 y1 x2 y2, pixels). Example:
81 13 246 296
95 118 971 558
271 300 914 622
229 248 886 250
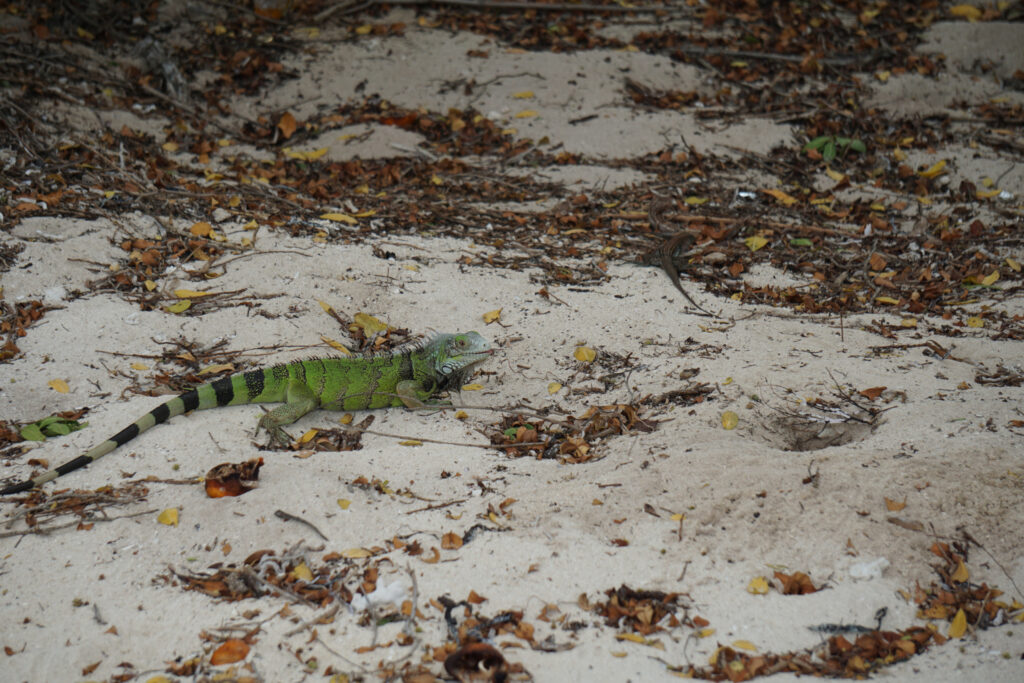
1 6 1023 682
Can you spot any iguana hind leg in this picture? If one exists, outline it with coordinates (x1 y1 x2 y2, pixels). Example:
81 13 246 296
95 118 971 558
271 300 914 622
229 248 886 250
396 379 439 409
258 378 319 446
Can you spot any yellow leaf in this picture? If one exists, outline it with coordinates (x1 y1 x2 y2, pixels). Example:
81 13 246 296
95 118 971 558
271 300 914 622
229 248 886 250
144 279 157 291
174 289 214 298
501 128 517 136
825 167 846 182
721 411 739 430
166 300 191 314
157 508 178 526
339 413 353 425
745 235 768 252
455 410 468 419
483 308 502 323
320 212 358 224
900 318 917 328
685 196 709 205
949 4 982 20
338 499 351 510
431 174 444 185
981 271 999 286
610 651 627 658
747 576 770 594
199 363 234 375
967 317 984 328
290 561 313 581
48 379 69 394
593 499 603 505
131 362 149 371
951 559 969 583
321 336 352 355
162 141 179 152
616 633 647 644
341 547 373 558
285 147 328 161
732 640 757 652
352 312 389 335
548 382 562 394
696 628 716 638
461 383 483 391
318 300 334 314
574 346 596 362
762 188 798 206
354 209 376 217
948 608 968 638
399 440 423 446
670 513 684 521
513 91 534 99
1007 258 1021 273
875 296 899 305
893 148 906 161
515 110 538 118
976 188 1002 199
875 70 890 82
355 24 372 34
918 159 947 178
299 429 318 444
190 221 212 236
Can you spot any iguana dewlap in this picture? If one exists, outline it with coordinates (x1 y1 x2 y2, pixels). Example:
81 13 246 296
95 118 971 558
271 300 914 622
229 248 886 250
1 331 493 495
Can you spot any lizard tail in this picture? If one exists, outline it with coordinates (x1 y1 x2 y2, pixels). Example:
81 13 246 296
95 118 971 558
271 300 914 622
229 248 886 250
1 374 254 496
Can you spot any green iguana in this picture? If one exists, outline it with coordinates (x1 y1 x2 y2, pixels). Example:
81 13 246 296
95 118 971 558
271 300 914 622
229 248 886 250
0 331 493 496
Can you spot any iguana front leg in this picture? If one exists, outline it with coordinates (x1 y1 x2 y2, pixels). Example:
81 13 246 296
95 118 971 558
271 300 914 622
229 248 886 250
258 378 319 445
395 379 441 409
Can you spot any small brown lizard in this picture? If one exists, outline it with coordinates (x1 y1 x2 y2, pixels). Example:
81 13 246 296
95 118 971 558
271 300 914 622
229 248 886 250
639 199 713 315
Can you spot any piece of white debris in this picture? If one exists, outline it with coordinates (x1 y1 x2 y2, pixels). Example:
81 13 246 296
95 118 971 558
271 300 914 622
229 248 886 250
350 580 409 612
849 557 890 581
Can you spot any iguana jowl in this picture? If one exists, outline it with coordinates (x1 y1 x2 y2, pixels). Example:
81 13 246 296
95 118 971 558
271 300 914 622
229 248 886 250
0 331 493 496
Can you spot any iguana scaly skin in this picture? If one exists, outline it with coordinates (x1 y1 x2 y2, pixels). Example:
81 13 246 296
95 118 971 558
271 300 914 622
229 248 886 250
0 331 493 496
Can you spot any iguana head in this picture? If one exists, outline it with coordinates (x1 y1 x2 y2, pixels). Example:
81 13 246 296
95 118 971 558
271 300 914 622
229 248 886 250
428 331 494 389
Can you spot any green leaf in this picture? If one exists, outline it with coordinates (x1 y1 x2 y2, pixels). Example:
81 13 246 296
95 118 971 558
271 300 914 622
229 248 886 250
503 427 519 438
849 139 866 153
20 424 45 441
46 422 72 436
835 137 852 147
789 238 813 247
822 139 837 162
803 136 830 152
19 416 86 442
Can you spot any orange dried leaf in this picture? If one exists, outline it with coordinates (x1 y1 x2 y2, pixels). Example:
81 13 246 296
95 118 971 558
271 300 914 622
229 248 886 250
210 638 249 665
884 497 906 512
277 112 298 139
859 386 886 400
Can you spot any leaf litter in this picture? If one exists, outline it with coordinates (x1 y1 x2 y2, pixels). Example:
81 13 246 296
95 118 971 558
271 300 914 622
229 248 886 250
2 1 1023 681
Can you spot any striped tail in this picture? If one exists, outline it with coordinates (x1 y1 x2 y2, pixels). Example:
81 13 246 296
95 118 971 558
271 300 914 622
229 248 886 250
1 373 265 496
